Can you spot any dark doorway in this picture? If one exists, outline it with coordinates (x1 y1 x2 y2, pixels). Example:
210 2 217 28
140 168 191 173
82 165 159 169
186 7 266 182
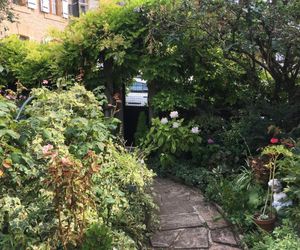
124 106 149 146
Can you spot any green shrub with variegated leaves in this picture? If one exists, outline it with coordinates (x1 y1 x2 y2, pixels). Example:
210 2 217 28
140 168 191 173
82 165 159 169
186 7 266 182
0 84 155 249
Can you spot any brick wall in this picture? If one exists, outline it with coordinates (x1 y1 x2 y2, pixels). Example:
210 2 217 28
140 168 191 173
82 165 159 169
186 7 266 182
1 4 68 42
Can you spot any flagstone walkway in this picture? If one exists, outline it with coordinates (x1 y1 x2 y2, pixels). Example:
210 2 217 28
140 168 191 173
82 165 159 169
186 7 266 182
151 178 242 249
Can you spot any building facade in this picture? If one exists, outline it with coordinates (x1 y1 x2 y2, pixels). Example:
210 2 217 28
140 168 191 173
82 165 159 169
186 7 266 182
0 0 98 41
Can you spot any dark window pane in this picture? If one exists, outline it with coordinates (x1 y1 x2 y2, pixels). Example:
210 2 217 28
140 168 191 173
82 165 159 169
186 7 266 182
130 81 148 92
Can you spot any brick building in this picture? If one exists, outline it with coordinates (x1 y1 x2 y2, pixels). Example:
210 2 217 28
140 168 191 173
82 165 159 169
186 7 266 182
1 0 98 41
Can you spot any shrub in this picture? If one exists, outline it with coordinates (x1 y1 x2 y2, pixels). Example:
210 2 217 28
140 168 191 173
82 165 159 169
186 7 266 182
251 220 300 250
0 84 155 249
0 35 60 89
81 223 113 250
141 111 202 168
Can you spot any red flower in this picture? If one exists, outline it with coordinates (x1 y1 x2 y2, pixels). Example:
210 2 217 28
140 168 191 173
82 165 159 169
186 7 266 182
270 138 279 144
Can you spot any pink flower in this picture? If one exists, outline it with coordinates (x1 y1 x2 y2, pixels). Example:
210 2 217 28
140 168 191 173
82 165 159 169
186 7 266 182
61 157 73 166
207 138 214 144
270 138 279 144
19 95 27 100
42 80 49 85
5 94 16 100
42 144 53 155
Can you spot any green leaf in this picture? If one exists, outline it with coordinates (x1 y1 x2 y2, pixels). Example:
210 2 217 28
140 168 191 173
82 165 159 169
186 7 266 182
0 129 20 139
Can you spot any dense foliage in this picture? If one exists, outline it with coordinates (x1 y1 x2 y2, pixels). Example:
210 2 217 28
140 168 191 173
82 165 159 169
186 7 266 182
1 0 300 248
0 36 62 89
0 85 155 249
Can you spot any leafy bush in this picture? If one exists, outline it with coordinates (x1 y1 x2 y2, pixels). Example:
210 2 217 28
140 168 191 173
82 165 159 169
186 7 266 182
275 141 300 229
0 35 60 89
251 220 300 250
152 88 197 113
82 223 113 250
0 84 155 249
193 114 227 141
171 161 213 191
141 111 202 168
202 167 265 230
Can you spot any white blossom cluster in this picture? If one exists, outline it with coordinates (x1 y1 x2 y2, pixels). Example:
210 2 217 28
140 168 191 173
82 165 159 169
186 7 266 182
160 111 200 135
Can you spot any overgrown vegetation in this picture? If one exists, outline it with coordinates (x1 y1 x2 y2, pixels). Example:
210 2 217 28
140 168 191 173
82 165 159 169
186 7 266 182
0 85 155 249
1 0 300 248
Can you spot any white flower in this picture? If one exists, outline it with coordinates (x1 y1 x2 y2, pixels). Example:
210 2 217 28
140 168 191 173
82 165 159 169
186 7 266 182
161 117 168 124
191 126 199 134
169 111 179 119
172 122 180 128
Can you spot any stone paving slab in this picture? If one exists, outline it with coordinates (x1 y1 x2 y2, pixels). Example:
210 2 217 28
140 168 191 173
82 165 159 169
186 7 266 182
193 204 223 222
160 213 205 230
151 229 183 248
210 228 238 246
209 244 241 250
151 178 241 250
160 200 196 215
173 227 209 249
189 191 205 204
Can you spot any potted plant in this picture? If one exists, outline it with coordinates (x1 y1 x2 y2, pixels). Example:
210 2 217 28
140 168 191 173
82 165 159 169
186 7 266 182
253 144 292 232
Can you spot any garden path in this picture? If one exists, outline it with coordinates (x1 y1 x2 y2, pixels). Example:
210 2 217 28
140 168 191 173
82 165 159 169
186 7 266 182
150 178 241 249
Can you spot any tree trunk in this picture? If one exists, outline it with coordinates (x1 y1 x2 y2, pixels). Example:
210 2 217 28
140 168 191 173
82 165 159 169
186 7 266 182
272 74 296 103
273 78 281 103
285 77 296 103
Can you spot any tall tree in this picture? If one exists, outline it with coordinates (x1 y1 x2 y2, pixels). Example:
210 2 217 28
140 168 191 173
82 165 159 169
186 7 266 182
198 0 300 102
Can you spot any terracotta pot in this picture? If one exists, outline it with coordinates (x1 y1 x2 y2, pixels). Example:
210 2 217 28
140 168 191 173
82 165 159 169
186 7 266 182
253 214 276 232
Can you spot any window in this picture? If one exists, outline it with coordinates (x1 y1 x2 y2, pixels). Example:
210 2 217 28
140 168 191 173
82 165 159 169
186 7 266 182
13 0 27 6
19 35 30 40
51 0 57 14
130 81 148 93
41 0 50 13
28 0 37 9
62 0 68 18
40 0 66 17
79 0 88 14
